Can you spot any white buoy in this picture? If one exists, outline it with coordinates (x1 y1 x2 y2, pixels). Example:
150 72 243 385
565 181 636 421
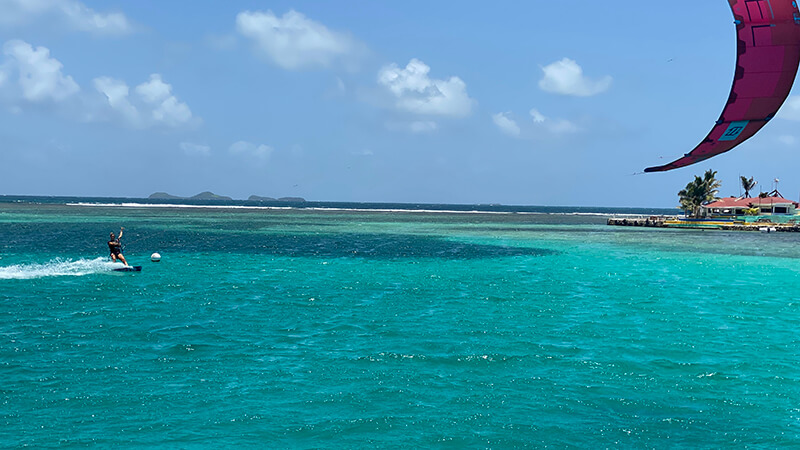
150 252 161 262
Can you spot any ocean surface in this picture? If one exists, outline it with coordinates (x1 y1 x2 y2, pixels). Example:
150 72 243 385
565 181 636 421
3 196 800 448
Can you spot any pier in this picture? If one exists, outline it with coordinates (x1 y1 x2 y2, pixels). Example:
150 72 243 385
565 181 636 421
607 216 800 232
607 217 669 228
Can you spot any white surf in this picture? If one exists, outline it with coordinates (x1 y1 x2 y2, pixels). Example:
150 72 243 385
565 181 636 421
0 257 122 280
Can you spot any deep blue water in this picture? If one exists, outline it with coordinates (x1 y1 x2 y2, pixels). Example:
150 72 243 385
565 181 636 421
2 197 800 448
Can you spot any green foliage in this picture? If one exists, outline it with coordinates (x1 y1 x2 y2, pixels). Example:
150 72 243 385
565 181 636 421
740 176 756 198
678 169 721 217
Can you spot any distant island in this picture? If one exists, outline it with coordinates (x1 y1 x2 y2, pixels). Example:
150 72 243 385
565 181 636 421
248 195 276 201
149 191 232 201
148 192 184 200
149 192 305 202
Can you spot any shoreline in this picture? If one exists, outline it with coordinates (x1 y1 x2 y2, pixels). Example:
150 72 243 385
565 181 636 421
608 216 799 232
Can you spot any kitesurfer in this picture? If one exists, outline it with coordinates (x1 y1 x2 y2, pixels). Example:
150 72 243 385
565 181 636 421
108 227 129 266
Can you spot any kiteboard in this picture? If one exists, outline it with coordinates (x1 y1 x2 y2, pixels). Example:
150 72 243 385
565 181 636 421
113 265 142 272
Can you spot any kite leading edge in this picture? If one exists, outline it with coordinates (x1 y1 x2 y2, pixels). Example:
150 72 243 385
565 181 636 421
645 0 800 173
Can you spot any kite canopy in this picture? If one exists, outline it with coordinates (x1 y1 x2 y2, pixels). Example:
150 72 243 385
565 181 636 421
646 0 800 173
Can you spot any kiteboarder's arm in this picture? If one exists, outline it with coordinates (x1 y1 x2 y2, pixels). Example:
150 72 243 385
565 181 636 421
119 227 124 240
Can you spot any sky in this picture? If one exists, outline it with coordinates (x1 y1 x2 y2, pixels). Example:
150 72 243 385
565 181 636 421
1 0 800 207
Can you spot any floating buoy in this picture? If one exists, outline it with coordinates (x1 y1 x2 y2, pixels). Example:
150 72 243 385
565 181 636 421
151 252 161 262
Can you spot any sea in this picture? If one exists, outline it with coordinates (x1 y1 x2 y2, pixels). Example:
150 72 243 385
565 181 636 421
3 195 800 448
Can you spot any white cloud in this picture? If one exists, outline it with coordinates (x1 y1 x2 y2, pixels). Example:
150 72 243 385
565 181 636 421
236 10 361 70
135 74 172 104
492 112 520 137
378 58 473 117
152 96 192 126
492 108 580 138
134 74 193 127
229 141 273 161
0 0 132 36
94 76 139 124
539 58 611 97
58 0 130 35
3 39 79 102
530 109 546 123
0 41 196 129
530 108 579 134
93 74 195 128
180 142 211 156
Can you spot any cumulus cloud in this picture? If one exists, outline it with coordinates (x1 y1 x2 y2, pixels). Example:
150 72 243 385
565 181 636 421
93 74 194 128
492 108 580 138
136 75 193 126
530 108 579 134
378 58 474 117
236 10 361 70
3 39 79 102
93 76 138 123
229 141 273 161
180 142 211 156
0 0 132 36
0 40 195 129
539 58 611 97
530 109 546 123
135 74 173 104
492 112 520 137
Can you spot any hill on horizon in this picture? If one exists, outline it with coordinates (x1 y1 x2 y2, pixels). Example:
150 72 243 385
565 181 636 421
149 192 306 202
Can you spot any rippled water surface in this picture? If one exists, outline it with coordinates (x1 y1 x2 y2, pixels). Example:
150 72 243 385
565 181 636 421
2 200 800 447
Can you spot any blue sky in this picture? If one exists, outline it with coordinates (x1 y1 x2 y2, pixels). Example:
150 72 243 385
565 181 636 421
1 0 799 207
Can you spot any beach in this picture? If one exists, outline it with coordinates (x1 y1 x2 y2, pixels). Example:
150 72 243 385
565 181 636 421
3 197 800 447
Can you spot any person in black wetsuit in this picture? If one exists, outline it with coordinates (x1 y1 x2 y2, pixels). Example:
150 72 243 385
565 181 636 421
108 227 129 266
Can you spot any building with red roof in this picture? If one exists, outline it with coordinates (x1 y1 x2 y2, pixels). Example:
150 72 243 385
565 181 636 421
702 196 799 217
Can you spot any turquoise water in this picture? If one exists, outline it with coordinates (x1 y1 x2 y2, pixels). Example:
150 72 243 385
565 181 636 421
3 200 800 447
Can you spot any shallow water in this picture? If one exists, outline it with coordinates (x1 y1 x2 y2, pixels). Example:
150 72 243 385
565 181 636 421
2 200 800 447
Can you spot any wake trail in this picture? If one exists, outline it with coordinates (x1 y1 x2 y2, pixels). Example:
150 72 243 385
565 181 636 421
0 257 124 280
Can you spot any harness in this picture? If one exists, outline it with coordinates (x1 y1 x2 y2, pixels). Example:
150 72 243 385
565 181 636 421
109 240 122 255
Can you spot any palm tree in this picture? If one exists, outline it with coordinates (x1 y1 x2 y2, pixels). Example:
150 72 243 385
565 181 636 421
678 180 705 217
678 169 721 217
701 169 721 204
740 176 757 198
